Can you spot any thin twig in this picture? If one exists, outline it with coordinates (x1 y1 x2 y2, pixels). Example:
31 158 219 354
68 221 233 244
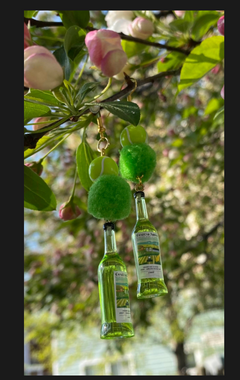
118 32 190 55
24 17 190 55
24 69 181 149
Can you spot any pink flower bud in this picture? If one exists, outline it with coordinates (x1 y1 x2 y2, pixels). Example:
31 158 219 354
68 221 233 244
163 148 169 157
175 11 185 17
85 29 127 77
113 62 133 81
33 117 52 131
217 15 224 35
220 85 224 99
24 46 64 90
25 161 43 176
24 23 31 49
211 64 221 74
128 17 154 40
59 203 81 221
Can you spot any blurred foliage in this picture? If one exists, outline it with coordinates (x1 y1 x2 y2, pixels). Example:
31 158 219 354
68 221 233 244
24 10 224 373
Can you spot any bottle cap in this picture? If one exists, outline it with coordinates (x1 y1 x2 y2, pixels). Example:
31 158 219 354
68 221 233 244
103 221 115 230
134 191 145 198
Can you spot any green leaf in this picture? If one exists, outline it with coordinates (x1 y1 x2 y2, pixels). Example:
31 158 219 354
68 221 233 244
155 20 174 35
24 11 39 18
204 98 223 115
169 19 193 33
171 138 183 147
139 57 161 67
24 165 57 211
133 10 157 23
191 12 220 41
64 25 86 61
58 11 90 29
97 101 140 126
24 89 60 107
24 135 54 159
72 49 88 66
24 101 50 125
197 10 218 17
76 141 96 191
76 82 100 105
213 106 224 120
178 36 224 92
182 106 198 119
157 52 186 72
184 11 195 22
24 115 90 159
53 46 73 81
121 40 146 59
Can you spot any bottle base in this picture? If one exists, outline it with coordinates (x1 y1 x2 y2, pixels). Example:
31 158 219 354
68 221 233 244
100 322 134 339
137 279 168 299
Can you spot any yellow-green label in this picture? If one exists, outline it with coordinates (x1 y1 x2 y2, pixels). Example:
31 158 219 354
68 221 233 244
135 232 163 279
114 271 132 323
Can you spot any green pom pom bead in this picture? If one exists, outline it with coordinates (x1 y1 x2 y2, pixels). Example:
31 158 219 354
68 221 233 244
120 125 148 147
89 156 119 182
87 175 132 221
119 143 156 183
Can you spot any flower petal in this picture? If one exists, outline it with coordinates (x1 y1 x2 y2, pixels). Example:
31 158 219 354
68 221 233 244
101 49 128 77
24 53 63 90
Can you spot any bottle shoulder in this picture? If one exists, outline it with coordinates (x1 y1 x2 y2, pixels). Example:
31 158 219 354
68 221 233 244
132 219 157 234
98 253 126 269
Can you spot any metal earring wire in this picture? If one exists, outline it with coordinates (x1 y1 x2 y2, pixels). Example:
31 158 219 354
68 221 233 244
97 114 110 156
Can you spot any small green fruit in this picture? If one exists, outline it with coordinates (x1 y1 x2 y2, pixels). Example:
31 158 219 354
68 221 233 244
89 156 119 182
120 125 148 147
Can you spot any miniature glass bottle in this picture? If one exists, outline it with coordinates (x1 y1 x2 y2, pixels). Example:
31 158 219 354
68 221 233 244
98 222 134 339
131 191 168 299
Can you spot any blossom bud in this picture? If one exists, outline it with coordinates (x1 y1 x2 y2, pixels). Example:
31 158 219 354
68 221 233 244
24 46 64 90
174 11 185 17
220 85 224 99
211 64 220 75
33 116 52 131
59 202 81 221
25 161 43 176
105 11 134 28
85 29 128 77
113 62 134 81
217 15 224 36
24 23 32 49
128 17 154 40
107 18 132 34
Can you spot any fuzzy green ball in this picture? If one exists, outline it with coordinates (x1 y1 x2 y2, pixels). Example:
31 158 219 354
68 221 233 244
119 143 156 183
87 174 132 221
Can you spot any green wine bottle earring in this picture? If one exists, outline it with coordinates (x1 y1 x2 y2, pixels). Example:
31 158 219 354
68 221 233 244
98 222 134 339
119 125 168 300
131 191 168 299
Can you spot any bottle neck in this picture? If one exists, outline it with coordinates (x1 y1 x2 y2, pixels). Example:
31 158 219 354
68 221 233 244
135 193 148 220
104 226 117 254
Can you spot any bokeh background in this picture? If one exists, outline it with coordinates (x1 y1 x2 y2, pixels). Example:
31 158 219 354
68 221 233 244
24 10 224 376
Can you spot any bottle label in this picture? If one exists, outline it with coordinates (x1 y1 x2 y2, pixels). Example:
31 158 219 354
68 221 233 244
114 271 132 323
135 232 163 279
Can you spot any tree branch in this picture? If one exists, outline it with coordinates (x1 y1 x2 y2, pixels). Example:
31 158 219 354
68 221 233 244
118 33 189 55
24 68 181 149
86 68 181 108
24 17 190 55
24 117 71 150
24 17 63 28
